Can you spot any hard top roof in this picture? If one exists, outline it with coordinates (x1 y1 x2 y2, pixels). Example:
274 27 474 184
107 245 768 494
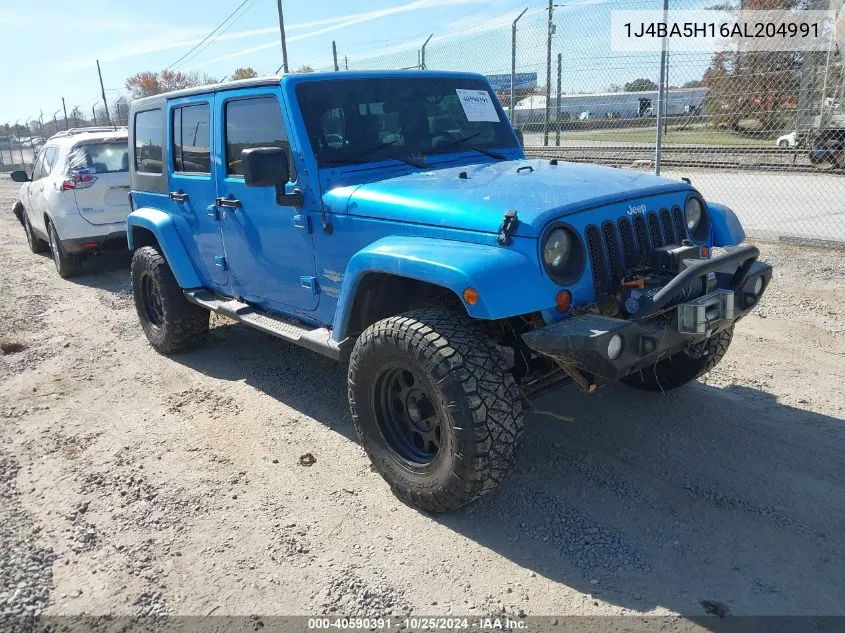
130 70 489 109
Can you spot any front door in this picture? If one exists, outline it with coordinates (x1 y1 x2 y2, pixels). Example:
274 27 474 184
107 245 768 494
166 98 228 286
214 89 318 312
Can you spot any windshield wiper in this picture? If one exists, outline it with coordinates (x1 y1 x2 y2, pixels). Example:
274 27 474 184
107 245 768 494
325 140 427 168
421 133 507 160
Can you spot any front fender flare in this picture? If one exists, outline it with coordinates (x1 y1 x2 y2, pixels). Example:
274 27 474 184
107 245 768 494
332 236 546 340
707 201 746 246
127 208 202 288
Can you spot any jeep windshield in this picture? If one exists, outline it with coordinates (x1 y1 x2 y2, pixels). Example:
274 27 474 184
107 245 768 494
296 77 518 168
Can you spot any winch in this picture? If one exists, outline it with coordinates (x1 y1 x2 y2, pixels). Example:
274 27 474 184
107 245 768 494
618 243 716 320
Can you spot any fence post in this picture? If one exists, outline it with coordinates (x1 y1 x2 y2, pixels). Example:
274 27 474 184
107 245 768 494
556 52 562 147
15 121 25 168
544 0 553 146
654 0 669 175
510 8 529 121
421 34 433 70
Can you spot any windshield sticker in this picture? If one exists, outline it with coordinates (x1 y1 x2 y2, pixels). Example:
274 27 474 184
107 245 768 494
456 89 500 122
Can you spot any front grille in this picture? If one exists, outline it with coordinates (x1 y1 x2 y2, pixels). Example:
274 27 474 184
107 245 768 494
586 207 688 296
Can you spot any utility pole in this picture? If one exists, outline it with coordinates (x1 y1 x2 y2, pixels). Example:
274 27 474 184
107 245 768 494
344 55 348 71
276 0 289 74
332 41 339 71
39 111 45 141
556 52 562 147
92 105 97 126
96 60 111 126
543 0 553 146
420 34 433 70
654 0 669 175
510 7 528 120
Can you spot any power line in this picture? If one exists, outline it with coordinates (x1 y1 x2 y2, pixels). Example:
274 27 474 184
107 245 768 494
165 0 257 71
176 0 262 71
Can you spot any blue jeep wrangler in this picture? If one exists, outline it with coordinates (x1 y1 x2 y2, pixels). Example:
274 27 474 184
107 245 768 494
126 71 771 512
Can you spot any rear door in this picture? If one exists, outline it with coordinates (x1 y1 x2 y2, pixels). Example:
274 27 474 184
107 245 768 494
23 150 46 228
67 140 130 225
167 97 228 286
29 146 58 233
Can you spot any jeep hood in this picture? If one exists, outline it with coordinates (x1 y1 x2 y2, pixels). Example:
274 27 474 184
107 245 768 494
322 159 693 238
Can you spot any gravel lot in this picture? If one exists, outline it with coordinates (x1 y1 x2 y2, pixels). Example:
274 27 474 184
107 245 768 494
1 176 844 621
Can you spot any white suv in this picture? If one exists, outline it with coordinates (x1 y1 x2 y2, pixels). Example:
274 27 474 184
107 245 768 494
11 128 130 278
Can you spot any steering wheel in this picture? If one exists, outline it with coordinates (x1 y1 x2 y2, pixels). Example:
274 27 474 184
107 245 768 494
431 130 457 147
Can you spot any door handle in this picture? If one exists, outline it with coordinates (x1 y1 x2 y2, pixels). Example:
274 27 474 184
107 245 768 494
216 197 241 209
169 191 189 202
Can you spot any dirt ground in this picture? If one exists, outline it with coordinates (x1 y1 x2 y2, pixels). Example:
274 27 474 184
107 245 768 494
1 176 844 621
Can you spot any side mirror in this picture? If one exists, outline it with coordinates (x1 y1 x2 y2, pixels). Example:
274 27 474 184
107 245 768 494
242 147 290 187
10 170 29 183
514 128 524 148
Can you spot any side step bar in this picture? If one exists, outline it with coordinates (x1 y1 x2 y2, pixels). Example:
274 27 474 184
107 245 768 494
184 290 349 361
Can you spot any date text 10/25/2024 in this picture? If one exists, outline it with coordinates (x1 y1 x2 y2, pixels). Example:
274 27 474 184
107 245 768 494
308 617 527 630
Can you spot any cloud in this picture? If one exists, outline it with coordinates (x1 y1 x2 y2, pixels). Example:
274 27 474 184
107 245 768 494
52 0 482 73
181 0 484 70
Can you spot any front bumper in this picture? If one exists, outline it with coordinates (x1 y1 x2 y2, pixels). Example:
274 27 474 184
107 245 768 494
522 246 773 383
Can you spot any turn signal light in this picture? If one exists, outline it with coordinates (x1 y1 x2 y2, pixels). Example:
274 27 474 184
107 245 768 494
700 246 710 258
463 287 479 305
555 290 572 313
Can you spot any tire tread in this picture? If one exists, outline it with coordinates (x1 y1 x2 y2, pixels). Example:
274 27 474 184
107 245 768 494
348 307 523 512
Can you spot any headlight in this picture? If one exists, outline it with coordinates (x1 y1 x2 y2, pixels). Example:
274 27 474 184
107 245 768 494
541 226 585 284
543 228 572 271
685 197 702 231
684 195 710 243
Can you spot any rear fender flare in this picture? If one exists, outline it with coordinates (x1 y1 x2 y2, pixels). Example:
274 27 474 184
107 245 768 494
127 208 202 288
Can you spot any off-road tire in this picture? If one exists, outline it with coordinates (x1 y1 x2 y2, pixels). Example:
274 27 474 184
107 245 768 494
131 245 209 354
22 209 47 254
47 221 83 278
348 307 523 512
622 326 734 392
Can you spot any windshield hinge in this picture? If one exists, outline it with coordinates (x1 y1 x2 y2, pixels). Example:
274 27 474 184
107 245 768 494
497 209 519 246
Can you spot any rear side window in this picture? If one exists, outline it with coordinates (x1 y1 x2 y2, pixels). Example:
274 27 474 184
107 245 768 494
172 104 211 173
134 109 163 174
225 97 289 177
42 147 58 178
68 142 129 174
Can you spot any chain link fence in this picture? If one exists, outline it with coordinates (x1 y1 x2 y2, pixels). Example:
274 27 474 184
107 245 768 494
317 1 845 246
1 97 130 173
5 2 844 245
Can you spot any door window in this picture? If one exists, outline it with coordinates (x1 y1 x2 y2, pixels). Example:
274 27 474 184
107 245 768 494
225 97 291 177
31 151 45 181
172 104 211 173
134 109 163 174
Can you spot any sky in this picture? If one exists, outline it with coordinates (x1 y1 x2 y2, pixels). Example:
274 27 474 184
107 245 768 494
0 0 712 126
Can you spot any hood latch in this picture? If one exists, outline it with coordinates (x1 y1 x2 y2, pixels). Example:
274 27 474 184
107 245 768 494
497 209 519 246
